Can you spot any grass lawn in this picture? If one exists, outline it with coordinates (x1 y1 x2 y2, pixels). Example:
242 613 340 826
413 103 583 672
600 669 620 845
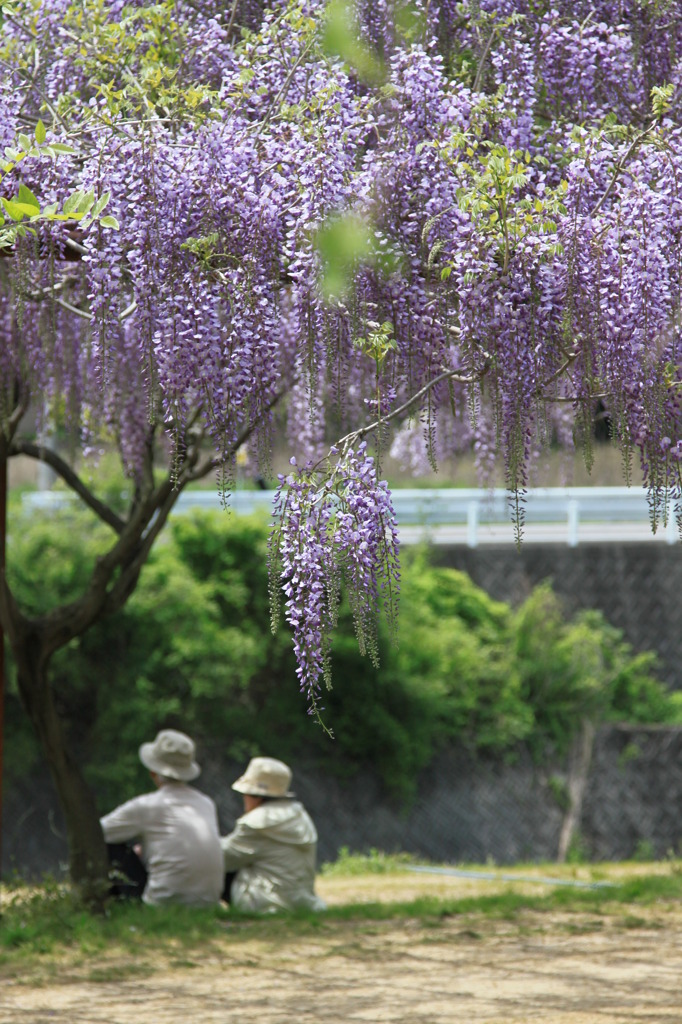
2 857 681 1023
2 855 680 975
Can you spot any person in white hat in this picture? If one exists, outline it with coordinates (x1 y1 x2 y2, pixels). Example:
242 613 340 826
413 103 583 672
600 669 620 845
100 729 224 907
221 757 326 913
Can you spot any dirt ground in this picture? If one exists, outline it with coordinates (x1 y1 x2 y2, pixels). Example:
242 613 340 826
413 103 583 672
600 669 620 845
2 867 682 1024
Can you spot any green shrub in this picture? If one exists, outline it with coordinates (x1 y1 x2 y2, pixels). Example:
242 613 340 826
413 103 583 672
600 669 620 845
390 553 532 753
5 503 679 808
321 846 419 875
513 583 673 757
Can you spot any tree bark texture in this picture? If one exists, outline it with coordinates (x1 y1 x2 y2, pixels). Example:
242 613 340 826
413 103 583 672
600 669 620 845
557 719 596 863
1 406 266 902
13 637 109 899
0 448 173 902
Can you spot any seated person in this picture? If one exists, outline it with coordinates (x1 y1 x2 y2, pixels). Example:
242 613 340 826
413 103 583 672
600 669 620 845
100 729 224 907
221 756 326 913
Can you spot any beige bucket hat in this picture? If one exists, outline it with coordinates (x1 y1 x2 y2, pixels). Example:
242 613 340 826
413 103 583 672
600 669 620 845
232 756 294 798
139 729 201 782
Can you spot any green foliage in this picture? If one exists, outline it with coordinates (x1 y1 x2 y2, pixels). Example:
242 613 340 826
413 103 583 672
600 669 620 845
5 509 679 808
0 879 233 962
321 847 419 875
390 553 532 754
354 320 397 369
564 831 590 865
431 135 568 277
513 582 672 757
651 83 675 121
321 0 386 84
314 213 401 299
0 120 115 248
9 514 99 611
633 839 656 862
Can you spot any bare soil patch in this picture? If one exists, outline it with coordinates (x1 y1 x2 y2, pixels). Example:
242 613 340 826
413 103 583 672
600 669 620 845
2 867 681 1024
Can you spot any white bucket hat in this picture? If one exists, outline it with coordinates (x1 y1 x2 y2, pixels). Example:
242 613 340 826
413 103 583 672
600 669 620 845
232 757 294 798
139 729 200 782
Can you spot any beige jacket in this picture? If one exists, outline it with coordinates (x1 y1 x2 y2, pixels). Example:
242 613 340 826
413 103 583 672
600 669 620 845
221 799 326 913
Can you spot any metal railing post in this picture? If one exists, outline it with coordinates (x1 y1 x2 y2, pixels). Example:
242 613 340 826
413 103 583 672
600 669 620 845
467 501 479 548
567 499 579 547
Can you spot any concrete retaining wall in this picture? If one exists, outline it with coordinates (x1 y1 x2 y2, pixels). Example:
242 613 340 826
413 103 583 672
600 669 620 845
5 724 681 878
432 542 682 690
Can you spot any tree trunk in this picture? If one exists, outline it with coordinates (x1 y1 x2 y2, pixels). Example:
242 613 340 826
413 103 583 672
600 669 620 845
13 632 109 906
557 719 596 863
1 454 191 905
1 418 257 905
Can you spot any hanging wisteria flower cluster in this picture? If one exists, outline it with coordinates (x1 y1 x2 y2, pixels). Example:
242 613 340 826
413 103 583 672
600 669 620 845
3 0 682 697
269 442 400 712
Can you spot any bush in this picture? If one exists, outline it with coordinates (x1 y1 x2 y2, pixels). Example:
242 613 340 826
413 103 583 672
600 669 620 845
513 583 669 757
5 504 679 808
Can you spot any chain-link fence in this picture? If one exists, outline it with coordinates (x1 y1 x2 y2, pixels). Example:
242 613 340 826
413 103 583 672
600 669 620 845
285 725 682 866
4 724 682 878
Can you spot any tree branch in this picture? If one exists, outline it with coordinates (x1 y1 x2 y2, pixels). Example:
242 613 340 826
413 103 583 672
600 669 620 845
37 447 203 651
0 564 27 652
54 297 94 321
256 39 315 136
49 291 136 322
226 0 240 39
187 384 292 481
3 382 31 444
472 27 496 94
102 477 187 616
334 364 487 453
8 440 125 534
589 122 658 219
537 349 579 395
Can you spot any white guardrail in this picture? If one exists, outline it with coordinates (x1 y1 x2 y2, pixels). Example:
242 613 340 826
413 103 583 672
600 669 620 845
22 486 679 548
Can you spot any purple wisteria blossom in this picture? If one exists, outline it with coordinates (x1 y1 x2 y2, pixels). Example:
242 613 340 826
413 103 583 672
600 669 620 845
270 443 400 708
3 0 682 720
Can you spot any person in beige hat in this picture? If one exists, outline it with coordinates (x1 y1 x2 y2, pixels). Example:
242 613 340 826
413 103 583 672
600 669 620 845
100 729 224 907
221 756 326 913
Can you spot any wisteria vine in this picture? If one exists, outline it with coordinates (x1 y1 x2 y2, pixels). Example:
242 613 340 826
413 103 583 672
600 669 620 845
269 442 400 715
3 0 682 699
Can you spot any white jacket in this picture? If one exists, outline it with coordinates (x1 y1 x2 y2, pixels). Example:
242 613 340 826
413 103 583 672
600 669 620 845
100 783 224 907
221 799 326 913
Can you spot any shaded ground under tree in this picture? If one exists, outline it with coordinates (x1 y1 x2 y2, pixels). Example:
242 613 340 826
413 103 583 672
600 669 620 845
2 866 681 1024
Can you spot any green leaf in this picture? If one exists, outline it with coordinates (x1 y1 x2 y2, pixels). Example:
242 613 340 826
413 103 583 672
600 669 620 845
48 143 76 155
1 198 30 221
99 215 120 229
17 183 40 212
76 189 95 215
17 133 32 152
92 191 111 218
322 0 385 85
62 191 84 216
315 212 372 298
395 1 426 40
35 120 46 144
